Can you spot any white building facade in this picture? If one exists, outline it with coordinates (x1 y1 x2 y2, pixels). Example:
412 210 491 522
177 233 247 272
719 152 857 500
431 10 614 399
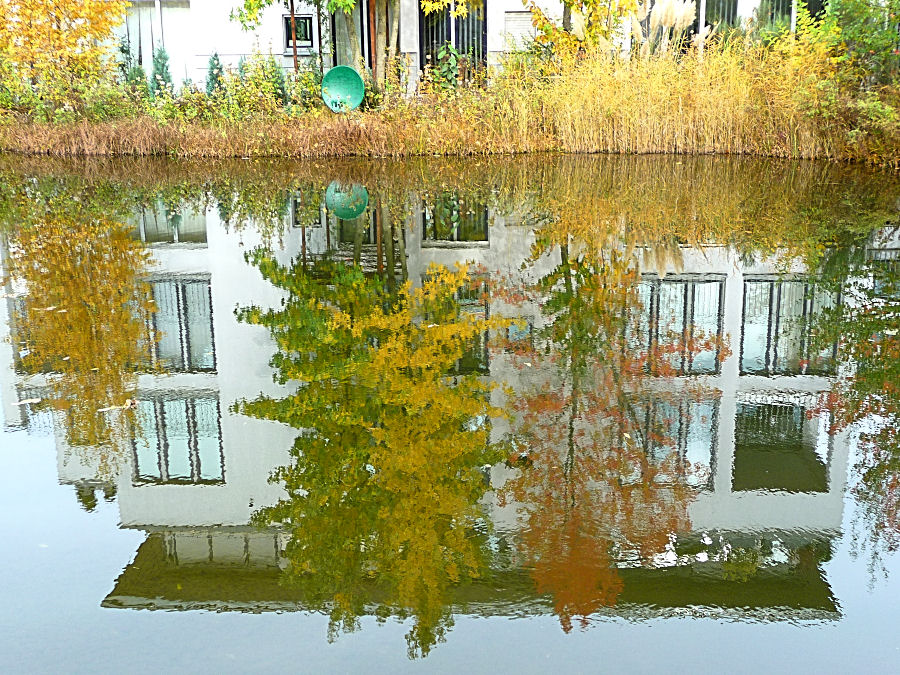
114 0 779 89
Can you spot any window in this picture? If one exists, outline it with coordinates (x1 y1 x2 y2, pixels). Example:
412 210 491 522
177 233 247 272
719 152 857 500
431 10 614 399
706 0 737 27
284 15 314 50
420 1 487 69
133 395 224 485
634 275 725 375
422 192 488 245
149 277 216 373
740 277 838 375
503 11 535 50
421 274 490 375
733 401 828 493
133 202 207 245
629 397 718 490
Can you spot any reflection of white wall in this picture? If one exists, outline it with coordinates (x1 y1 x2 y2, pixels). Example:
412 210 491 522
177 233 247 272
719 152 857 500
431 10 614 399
0 235 21 429
116 212 301 528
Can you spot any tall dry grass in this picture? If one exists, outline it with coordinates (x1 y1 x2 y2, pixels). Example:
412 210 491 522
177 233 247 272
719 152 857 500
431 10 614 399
0 39 896 165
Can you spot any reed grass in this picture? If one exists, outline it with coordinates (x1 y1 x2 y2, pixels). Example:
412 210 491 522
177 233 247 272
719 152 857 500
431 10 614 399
0 40 896 166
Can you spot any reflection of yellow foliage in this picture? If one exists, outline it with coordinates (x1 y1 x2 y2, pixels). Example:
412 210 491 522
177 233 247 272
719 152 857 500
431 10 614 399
244 260 511 658
8 217 154 459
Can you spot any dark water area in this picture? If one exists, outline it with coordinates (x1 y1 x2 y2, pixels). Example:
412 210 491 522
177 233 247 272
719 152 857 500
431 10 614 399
1 155 899 673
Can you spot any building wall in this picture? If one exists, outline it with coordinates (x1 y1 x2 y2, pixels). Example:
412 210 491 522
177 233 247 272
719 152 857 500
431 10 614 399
116 0 327 87
115 0 771 91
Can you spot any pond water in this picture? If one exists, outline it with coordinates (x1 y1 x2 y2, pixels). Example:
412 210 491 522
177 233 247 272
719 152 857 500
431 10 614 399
1 156 899 673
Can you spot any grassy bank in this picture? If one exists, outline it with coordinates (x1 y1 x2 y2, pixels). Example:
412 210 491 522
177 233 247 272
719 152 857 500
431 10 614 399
1 39 898 166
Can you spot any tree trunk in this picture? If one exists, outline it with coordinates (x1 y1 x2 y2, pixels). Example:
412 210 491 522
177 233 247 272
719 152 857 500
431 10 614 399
368 0 377 77
563 4 572 32
388 0 400 61
375 0 387 89
289 0 299 72
343 10 362 70
316 1 325 73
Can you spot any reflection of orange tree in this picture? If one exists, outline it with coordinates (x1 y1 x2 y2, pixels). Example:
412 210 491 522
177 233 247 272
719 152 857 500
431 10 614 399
498 234 726 631
813 250 900 562
239 255 511 659
5 217 154 461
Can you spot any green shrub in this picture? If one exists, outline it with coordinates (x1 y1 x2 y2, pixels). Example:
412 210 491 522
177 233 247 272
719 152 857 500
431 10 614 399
206 53 225 98
150 46 173 98
824 0 900 86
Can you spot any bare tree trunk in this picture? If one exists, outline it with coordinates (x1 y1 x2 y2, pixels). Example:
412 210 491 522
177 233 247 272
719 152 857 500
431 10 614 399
563 4 572 32
388 0 399 61
375 0 387 89
368 0 376 76
316 0 325 73
289 0 299 72
343 10 362 70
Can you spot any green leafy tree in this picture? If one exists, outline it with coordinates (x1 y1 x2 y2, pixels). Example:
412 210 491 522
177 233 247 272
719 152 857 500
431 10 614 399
823 0 900 86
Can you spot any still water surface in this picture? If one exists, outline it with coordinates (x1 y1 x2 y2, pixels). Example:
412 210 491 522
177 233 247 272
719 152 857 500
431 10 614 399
1 156 899 673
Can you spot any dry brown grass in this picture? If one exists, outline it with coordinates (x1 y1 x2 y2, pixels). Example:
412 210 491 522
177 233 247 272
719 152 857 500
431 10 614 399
0 42 897 166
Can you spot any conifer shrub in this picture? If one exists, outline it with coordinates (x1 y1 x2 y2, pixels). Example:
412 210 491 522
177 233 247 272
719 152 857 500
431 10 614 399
206 53 225 98
150 46 172 98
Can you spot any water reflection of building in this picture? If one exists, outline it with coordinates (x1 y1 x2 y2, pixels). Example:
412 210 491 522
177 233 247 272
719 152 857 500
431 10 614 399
0 204 299 526
0 201 849 621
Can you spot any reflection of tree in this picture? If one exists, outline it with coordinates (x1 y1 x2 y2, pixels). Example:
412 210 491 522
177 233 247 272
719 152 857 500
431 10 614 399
499 234 725 631
4 217 154 462
813 247 900 565
239 254 509 658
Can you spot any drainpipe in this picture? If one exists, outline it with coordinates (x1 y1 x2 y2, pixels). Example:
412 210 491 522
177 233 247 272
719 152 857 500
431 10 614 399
155 0 164 47
698 0 707 57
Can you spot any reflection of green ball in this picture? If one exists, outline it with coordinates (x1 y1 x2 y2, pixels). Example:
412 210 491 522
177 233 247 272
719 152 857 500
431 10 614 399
321 66 365 113
325 181 369 220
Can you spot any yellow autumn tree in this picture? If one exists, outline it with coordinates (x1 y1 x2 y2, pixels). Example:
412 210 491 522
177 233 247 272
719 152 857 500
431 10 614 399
0 0 129 107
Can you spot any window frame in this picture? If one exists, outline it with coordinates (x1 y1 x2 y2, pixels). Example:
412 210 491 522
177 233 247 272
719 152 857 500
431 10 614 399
283 14 315 52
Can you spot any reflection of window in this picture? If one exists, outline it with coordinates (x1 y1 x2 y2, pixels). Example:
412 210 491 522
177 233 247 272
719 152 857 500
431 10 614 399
134 203 207 244
422 275 490 375
740 278 837 375
636 275 725 375
454 279 490 375
505 318 534 352
872 259 899 300
133 395 223 485
733 402 827 493
422 192 488 245
149 278 215 372
284 15 314 50
632 397 718 490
